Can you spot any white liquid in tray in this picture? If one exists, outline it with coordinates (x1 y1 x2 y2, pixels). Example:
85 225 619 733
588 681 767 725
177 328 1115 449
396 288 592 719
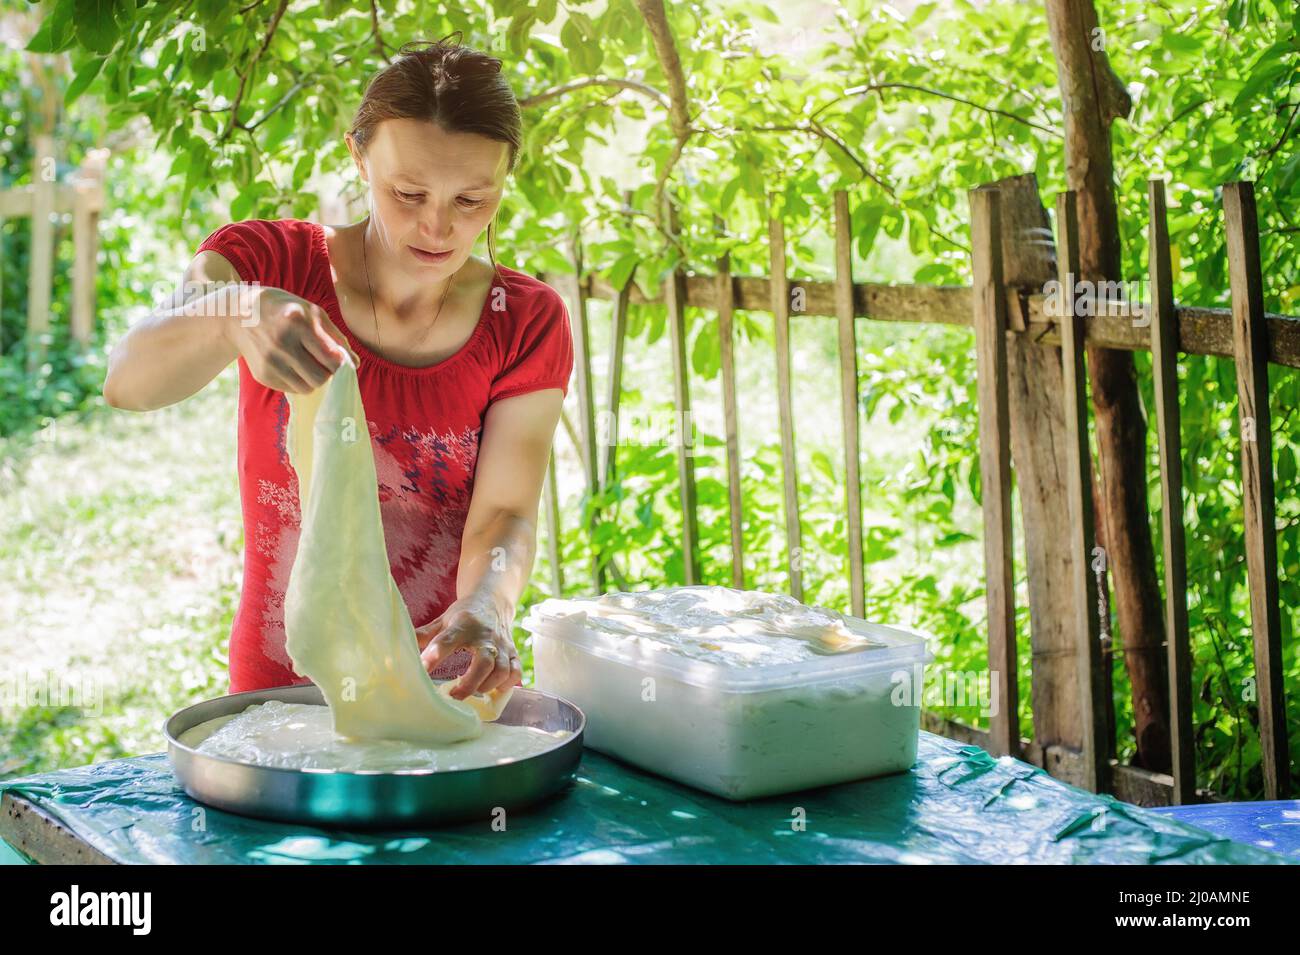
178 700 570 773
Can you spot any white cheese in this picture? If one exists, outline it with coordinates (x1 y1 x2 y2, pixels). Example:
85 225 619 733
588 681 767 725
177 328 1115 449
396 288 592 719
529 586 927 799
181 700 565 773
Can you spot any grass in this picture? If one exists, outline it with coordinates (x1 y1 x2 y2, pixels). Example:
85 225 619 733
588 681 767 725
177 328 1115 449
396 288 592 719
0 366 241 778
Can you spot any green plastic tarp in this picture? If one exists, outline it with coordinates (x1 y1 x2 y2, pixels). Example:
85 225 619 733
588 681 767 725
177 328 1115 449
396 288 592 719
0 732 1286 864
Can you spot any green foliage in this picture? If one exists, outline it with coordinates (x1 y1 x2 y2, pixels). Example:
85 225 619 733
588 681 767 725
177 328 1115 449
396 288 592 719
0 333 107 435
0 33 167 438
0 373 242 780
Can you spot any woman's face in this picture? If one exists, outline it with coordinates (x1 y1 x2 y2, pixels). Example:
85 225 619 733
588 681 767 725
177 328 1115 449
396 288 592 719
348 118 509 274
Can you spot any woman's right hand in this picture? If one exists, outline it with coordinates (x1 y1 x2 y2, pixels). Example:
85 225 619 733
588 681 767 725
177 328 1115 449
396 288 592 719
225 286 357 394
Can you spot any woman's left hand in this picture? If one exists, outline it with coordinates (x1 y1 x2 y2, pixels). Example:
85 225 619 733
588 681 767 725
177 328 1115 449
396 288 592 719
417 594 522 699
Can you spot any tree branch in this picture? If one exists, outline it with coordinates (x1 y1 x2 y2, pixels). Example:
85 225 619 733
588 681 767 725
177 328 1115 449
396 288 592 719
695 119 971 253
634 0 693 228
244 77 307 132
633 0 690 138
219 0 290 144
1138 95 1211 149
369 0 393 65
1260 98 1300 165
816 81 1061 136
518 76 670 110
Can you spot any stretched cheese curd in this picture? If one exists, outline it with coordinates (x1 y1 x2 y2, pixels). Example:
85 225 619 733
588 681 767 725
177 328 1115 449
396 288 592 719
180 700 567 773
180 358 568 774
529 586 926 800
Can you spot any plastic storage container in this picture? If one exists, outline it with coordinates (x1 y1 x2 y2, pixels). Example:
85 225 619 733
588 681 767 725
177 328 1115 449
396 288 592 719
523 586 933 800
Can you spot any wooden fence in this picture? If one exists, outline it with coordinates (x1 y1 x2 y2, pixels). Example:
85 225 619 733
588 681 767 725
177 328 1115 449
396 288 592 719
540 173 1298 807
0 135 108 366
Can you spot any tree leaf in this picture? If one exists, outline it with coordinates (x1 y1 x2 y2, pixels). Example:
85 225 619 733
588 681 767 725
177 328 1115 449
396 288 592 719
65 55 107 106
73 0 126 55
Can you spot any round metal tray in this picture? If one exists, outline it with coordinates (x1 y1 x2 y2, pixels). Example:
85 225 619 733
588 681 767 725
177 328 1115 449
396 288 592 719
164 683 585 829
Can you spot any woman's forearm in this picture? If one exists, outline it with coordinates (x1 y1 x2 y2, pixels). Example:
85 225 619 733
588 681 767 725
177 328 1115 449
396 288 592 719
455 511 539 622
104 283 255 411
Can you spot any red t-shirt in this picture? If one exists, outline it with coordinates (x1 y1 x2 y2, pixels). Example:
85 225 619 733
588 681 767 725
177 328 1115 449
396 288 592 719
196 219 574 693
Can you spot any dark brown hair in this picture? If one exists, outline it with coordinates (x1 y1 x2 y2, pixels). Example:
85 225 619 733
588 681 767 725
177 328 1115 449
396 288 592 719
348 33 521 276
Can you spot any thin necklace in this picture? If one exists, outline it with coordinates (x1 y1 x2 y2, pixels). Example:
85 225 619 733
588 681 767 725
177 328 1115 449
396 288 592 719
361 219 455 355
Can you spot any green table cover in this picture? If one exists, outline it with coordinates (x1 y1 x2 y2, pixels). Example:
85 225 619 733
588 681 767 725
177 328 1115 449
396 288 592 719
0 732 1286 864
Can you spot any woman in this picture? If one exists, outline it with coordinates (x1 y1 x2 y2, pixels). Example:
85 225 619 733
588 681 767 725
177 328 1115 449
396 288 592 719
104 35 574 703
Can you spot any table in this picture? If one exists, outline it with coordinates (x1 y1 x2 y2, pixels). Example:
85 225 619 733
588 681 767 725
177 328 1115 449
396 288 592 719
0 732 1287 864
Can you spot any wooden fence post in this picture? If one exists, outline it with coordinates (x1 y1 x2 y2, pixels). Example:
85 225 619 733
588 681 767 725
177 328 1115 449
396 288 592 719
27 133 56 371
1147 179 1196 803
970 185 1018 757
544 451 564 597
563 232 604 594
714 213 745 589
1056 191 1110 794
599 191 635 499
664 195 701 584
834 190 865 617
767 194 803 600
0 209 6 353
991 174 1094 780
1223 180 1289 800
70 149 108 347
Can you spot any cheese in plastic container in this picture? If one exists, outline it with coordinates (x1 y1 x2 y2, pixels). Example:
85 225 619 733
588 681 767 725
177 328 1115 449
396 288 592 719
522 585 934 800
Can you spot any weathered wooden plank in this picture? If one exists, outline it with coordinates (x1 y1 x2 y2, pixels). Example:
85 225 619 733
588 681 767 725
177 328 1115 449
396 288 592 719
768 201 803 600
1147 179 1196 804
1055 191 1110 795
69 152 108 348
664 198 701 584
598 235 632 595
564 275 1300 368
0 793 117 864
994 174 1079 759
70 180 100 347
1223 181 1289 800
714 214 745 589
600 245 632 491
568 272 973 325
600 194 637 492
1020 302 1300 364
0 181 107 217
0 789 119 867
563 233 603 593
27 134 56 371
834 190 865 617
969 186 1017 758
544 451 564 596
0 213 6 353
